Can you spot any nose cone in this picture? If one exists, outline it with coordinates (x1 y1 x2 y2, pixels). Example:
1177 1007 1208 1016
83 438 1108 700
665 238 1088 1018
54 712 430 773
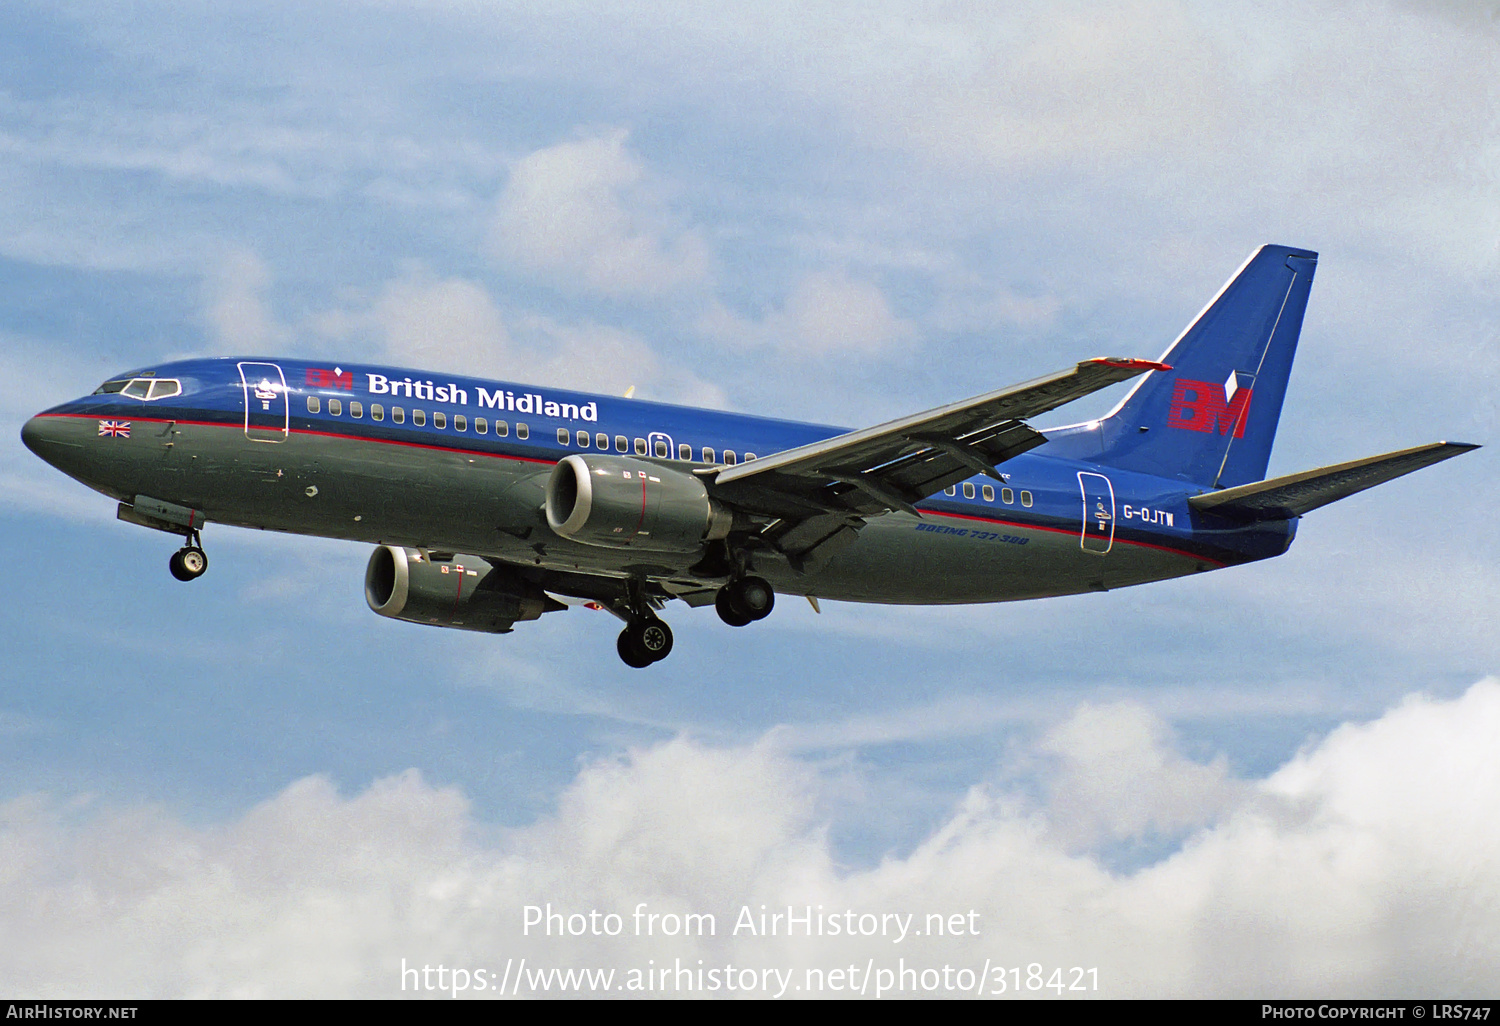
21 414 50 458
21 413 76 471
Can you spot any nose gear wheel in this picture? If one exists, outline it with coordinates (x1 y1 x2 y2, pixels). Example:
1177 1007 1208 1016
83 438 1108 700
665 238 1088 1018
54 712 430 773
169 530 209 581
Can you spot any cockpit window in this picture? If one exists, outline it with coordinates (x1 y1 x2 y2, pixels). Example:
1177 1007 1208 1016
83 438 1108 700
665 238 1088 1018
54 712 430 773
102 377 184 401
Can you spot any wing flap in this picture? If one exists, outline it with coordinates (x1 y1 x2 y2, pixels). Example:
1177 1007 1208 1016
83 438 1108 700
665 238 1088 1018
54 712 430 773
1188 441 1479 520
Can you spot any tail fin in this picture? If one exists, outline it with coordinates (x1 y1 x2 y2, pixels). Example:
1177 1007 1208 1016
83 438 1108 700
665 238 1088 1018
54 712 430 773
1095 245 1318 487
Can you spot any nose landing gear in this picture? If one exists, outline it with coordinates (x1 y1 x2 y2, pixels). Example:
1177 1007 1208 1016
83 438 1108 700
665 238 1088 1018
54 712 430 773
168 530 208 582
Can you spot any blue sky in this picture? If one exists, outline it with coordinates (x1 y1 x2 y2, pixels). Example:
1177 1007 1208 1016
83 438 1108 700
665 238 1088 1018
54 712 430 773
2 0 1498 998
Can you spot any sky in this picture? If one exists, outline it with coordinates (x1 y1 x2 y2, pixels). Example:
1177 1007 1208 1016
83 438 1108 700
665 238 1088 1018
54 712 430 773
1 0 1498 999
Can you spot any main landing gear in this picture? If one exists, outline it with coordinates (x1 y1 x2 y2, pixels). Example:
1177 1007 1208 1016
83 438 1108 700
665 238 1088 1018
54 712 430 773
612 575 776 668
617 616 673 668
715 575 774 627
168 530 208 582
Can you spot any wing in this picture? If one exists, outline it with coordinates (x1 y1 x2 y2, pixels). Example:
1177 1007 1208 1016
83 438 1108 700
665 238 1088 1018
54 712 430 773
707 357 1169 568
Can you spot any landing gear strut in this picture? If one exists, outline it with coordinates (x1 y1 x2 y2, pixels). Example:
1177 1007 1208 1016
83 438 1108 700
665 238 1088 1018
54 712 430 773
617 616 674 668
168 530 208 582
716 575 774 627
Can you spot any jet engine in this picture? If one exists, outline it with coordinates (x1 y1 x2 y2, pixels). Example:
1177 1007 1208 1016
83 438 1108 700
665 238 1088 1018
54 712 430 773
545 454 733 553
364 546 558 633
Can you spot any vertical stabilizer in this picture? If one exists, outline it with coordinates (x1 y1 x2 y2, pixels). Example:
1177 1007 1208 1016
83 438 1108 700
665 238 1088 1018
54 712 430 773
1094 245 1317 488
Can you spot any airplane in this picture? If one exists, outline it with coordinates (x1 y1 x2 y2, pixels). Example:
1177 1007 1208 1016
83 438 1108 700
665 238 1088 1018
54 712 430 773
21 245 1478 667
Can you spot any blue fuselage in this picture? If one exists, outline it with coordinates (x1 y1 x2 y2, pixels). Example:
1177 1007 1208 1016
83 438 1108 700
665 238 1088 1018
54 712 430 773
23 357 1295 605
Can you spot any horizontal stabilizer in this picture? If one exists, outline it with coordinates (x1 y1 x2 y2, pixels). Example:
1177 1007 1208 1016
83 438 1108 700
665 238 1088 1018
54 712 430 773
1188 441 1479 520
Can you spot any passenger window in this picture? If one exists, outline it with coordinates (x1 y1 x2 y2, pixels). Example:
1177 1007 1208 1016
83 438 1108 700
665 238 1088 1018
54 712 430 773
412 409 426 427
392 407 405 424
596 432 608 449
433 411 446 429
1021 490 1033 507
944 485 956 496
349 401 363 419
635 438 647 456
654 439 669 459
147 379 181 400
454 414 466 431
371 404 384 421
702 447 716 463
1001 487 1013 504
328 398 342 416
963 482 975 499
724 450 737 466
474 417 487 434
557 427 571 445
578 430 591 447
982 484 994 502
678 443 692 460
516 423 528 440
496 420 508 437
615 435 628 453
306 396 321 414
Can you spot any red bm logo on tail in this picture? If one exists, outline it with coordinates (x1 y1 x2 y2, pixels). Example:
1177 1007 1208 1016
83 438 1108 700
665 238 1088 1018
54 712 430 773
306 367 353 390
1168 377 1252 436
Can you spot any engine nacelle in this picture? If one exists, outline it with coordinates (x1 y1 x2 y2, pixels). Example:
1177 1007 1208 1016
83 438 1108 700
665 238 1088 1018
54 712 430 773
545 454 732 553
365 546 551 633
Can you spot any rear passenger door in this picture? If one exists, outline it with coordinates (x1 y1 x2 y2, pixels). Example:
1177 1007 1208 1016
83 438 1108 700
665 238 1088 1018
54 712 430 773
1078 471 1115 554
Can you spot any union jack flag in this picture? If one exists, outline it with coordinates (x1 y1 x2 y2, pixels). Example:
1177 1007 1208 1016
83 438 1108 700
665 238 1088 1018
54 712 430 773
97 420 131 438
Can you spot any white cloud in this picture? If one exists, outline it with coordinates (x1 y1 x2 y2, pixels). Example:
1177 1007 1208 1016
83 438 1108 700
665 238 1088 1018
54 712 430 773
481 3 1500 281
1036 701 1243 851
486 131 712 299
316 268 728 407
699 268 914 358
3 680 1497 997
505 312 729 408
867 3 1226 171
370 271 512 371
204 249 283 353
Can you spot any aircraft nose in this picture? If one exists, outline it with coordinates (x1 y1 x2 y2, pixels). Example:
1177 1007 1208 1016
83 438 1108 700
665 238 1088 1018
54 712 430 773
21 414 48 456
21 414 72 468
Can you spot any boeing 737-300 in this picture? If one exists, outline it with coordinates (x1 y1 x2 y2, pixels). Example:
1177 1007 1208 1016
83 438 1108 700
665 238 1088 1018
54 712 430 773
21 245 1478 666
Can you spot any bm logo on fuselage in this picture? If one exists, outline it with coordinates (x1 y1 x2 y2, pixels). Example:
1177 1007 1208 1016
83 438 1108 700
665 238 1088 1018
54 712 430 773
1168 377 1253 437
306 367 354 390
